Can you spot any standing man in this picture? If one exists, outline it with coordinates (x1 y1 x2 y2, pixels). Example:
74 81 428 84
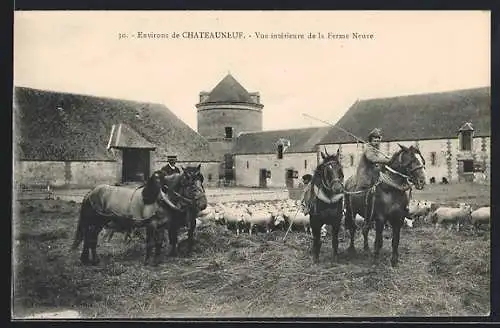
352 128 390 190
161 155 181 176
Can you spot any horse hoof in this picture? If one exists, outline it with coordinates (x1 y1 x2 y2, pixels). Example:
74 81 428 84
313 257 319 264
391 259 399 267
90 259 100 266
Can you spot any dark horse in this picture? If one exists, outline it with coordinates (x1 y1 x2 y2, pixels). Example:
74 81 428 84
308 148 345 263
158 164 208 259
344 144 427 267
72 165 207 266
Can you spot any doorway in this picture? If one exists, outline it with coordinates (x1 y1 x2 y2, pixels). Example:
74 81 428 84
285 169 295 189
259 169 268 188
122 149 151 183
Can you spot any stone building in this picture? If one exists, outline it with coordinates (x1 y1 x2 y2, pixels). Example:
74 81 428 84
14 86 219 188
317 87 491 184
196 73 264 184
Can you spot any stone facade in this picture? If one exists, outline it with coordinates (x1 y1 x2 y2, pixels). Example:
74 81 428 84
320 136 490 184
234 152 319 188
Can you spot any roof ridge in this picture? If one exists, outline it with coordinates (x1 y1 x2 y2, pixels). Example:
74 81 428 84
14 85 166 108
358 86 490 103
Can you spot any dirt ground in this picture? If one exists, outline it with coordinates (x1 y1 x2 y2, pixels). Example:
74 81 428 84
12 182 490 318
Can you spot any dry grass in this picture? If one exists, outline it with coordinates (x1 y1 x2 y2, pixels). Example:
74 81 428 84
12 183 490 318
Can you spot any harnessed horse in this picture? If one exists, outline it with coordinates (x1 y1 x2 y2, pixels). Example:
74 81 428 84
308 148 345 263
72 166 207 266
344 144 426 267
158 164 207 259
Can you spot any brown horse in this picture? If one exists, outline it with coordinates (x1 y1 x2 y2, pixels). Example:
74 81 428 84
156 164 207 259
308 148 345 263
71 166 207 266
344 144 426 267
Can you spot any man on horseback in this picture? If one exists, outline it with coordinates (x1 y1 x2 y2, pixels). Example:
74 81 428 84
351 128 390 191
161 155 181 176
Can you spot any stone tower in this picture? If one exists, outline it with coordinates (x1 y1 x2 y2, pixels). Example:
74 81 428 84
196 73 264 158
196 73 264 183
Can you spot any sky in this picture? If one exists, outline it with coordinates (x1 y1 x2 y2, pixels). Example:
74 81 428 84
14 11 490 132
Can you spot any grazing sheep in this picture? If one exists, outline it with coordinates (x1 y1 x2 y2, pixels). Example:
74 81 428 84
430 203 472 231
219 205 248 235
245 209 275 235
408 200 433 223
471 206 490 230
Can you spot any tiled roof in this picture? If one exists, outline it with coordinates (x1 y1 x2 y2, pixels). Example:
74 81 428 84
233 127 330 155
319 87 491 145
14 86 218 161
202 74 257 104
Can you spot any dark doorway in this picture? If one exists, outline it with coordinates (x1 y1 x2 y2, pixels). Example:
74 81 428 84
259 169 268 188
122 149 151 183
285 169 295 189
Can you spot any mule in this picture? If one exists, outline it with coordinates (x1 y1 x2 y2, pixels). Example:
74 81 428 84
344 144 426 267
308 148 345 263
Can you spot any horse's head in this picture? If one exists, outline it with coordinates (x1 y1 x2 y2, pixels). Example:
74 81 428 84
142 170 166 205
179 164 208 213
315 148 345 194
389 144 427 190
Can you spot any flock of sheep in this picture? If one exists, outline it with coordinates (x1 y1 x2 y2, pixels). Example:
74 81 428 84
103 198 491 244
195 198 491 235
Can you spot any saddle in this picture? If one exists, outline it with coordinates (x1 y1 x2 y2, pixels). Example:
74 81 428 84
87 184 160 220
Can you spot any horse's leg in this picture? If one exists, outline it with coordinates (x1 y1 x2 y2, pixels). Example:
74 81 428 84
167 222 179 257
187 217 196 256
153 224 164 266
362 220 371 252
144 224 154 265
80 226 90 265
345 196 357 254
310 216 322 264
331 222 340 263
373 217 385 264
89 225 101 265
391 217 402 267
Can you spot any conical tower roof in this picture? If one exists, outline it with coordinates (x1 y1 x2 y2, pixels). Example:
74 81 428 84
204 74 256 104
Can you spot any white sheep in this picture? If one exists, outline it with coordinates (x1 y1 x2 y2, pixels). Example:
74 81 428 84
431 203 472 231
471 206 490 230
245 209 275 235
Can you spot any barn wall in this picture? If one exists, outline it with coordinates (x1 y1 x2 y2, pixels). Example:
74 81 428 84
15 160 118 188
319 136 491 183
234 152 318 188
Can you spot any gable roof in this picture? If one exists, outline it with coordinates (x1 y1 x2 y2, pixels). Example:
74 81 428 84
202 74 258 104
319 87 491 145
14 86 218 161
233 127 330 155
108 123 156 150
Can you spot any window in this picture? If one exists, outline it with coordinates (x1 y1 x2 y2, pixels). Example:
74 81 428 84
246 161 249 169
304 160 307 169
460 131 472 151
225 127 233 139
277 144 284 159
350 154 354 167
430 152 436 166
463 160 474 173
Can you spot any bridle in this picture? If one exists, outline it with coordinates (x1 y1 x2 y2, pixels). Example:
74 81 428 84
385 149 425 185
318 158 344 193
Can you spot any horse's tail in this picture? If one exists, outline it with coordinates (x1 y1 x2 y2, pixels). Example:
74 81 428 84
72 197 90 250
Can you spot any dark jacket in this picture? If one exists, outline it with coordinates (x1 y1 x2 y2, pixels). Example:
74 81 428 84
161 163 181 176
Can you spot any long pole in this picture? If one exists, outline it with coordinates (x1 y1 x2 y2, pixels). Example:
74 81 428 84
302 113 391 159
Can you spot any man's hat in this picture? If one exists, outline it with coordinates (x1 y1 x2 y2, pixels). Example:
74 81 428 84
167 155 177 161
368 128 382 139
